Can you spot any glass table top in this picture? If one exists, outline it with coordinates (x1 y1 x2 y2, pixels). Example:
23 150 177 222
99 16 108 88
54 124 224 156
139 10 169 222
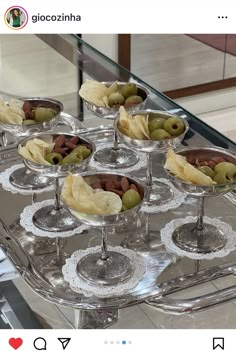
0 34 236 329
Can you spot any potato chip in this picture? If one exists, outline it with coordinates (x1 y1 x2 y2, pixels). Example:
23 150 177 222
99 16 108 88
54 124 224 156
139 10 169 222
184 163 215 186
24 140 51 165
9 99 23 108
61 175 84 211
8 107 24 119
79 80 108 107
119 106 130 123
118 107 136 138
141 114 150 137
62 174 123 215
164 151 187 181
128 119 145 139
117 124 131 138
0 111 10 124
18 146 36 163
0 97 24 124
91 191 122 214
106 81 119 96
164 148 216 185
102 96 109 107
135 115 150 139
8 102 25 119
118 107 151 140
0 98 5 109
32 138 54 155
71 175 93 202
6 111 23 124
62 175 103 215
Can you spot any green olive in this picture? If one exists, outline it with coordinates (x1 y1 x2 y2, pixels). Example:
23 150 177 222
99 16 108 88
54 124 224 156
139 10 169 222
108 92 125 107
214 162 236 175
45 152 63 165
125 95 143 105
196 166 215 179
61 151 83 165
120 83 138 98
213 171 235 184
35 107 57 122
148 118 165 133
150 129 171 140
72 145 91 158
23 119 37 125
122 189 141 209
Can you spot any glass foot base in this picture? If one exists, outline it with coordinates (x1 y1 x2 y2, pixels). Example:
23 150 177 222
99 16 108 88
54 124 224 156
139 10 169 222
9 219 56 256
38 256 67 288
172 222 226 254
121 230 163 252
74 309 119 329
33 205 79 232
145 180 174 207
77 251 133 286
94 147 139 169
9 166 53 190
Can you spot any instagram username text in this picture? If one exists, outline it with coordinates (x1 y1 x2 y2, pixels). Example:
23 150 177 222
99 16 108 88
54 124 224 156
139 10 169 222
32 13 81 23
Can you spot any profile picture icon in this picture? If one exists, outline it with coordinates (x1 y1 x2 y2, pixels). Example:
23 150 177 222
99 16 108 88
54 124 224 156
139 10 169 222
4 6 28 30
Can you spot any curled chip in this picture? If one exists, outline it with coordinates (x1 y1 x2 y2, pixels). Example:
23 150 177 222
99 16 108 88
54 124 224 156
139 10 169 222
18 138 54 165
118 106 150 140
79 80 108 107
61 175 123 215
0 97 24 124
164 148 216 186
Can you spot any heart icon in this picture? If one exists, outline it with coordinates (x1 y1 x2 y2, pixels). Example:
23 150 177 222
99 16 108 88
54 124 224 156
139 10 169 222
9 338 23 350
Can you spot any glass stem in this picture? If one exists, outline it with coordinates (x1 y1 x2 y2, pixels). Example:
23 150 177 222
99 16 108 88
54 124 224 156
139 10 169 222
56 237 62 264
144 212 150 241
31 193 37 205
54 178 61 211
146 153 152 201
112 121 119 151
1 131 7 147
100 228 109 261
196 197 205 231
195 260 201 273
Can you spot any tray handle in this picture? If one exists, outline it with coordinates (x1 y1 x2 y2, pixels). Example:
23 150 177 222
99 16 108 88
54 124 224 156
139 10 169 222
146 284 236 313
56 112 82 133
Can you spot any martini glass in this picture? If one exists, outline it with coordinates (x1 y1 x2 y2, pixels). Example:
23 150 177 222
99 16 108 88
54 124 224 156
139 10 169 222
116 110 189 208
166 146 236 254
0 97 64 190
83 82 149 169
63 172 145 285
19 132 95 233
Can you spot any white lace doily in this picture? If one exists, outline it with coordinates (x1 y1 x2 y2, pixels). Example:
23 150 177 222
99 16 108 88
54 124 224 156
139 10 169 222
161 216 236 260
20 199 88 238
89 142 146 172
62 245 146 298
141 177 186 213
0 164 54 195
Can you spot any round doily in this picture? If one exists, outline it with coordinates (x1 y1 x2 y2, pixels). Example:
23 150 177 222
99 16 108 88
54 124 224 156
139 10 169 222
0 164 55 195
62 245 146 298
20 199 88 238
89 142 146 172
161 216 236 260
141 177 186 213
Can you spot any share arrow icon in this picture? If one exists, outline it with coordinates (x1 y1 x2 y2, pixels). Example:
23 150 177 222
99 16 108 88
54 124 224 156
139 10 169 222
58 338 71 350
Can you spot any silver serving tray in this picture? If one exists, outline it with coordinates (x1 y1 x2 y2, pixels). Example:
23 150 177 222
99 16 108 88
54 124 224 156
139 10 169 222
0 113 236 312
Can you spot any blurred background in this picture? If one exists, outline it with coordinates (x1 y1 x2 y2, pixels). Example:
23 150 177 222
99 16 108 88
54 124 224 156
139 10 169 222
0 34 235 141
